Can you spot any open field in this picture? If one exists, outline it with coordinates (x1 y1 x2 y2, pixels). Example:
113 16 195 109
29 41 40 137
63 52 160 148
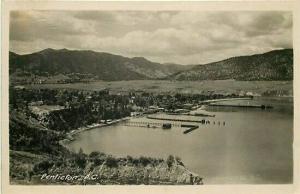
24 80 293 96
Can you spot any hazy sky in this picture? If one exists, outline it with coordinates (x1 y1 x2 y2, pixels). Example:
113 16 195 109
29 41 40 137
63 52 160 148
10 11 292 64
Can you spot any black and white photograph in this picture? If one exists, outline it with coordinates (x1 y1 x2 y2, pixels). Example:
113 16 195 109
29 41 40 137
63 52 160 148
5 7 294 187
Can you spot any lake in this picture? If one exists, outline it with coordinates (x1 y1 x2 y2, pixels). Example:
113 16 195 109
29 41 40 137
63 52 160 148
66 97 293 184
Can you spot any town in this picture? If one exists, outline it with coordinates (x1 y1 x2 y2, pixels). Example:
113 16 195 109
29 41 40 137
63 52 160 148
10 85 255 133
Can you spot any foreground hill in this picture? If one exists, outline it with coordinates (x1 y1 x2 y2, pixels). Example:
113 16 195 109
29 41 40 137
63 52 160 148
169 49 293 81
9 108 203 185
9 48 191 81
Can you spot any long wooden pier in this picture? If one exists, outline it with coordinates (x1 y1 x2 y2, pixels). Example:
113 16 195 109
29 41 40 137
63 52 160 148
124 116 226 135
124 121 182 128
146 115 207 123
124 121 200 134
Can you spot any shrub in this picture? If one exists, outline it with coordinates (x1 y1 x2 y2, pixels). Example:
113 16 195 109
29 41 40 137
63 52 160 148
74 148 87 168
126 155 133 163
132 158 140 166
106 156 118 168
166 155 174 168
89 151 100 158
94 158 104 166
33 160 54 173
139 156 151 166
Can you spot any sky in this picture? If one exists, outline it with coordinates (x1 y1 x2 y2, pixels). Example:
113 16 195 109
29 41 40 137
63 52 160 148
9 11 292 65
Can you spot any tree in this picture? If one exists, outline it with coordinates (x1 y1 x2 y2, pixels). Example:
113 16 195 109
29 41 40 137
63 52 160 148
89 151 100 158
175 156 184 166
166 155 174 168
75 148 87 168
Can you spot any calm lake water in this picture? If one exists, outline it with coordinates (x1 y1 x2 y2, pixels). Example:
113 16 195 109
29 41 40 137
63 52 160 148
66 97 293 184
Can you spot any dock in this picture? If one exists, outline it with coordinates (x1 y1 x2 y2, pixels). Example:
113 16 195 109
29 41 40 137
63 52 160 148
147 115 208 123
124 121 181 128
124 121 200 134
166 112 215 117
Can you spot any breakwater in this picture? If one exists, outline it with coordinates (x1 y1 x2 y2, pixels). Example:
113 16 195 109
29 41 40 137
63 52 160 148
209 104 273 109
181 124 199 134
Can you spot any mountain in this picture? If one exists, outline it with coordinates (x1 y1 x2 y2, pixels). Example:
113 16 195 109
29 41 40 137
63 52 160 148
10 48 293 82
168 49 293 81
9 48 191 81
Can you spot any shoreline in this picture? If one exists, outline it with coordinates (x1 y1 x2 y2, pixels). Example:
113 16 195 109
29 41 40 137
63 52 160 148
59 117 130 147
55 116 204 185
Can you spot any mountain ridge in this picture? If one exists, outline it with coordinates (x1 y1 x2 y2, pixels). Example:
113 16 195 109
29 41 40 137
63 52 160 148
10 48 192 81
168 48 293 81
9 48 191 81
9 48 293 81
